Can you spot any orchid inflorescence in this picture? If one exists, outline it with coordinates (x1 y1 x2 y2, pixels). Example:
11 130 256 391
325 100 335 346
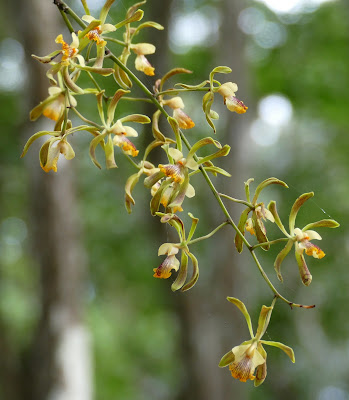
23 0 339 386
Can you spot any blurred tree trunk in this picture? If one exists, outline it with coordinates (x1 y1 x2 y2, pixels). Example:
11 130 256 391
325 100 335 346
7 1 93 399
176 1 249 398
147 0 249 399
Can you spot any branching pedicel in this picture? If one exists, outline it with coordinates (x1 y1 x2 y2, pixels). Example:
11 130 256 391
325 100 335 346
22 0 339 386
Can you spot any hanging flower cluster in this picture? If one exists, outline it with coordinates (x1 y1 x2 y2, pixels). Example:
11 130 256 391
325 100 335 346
23 0 340 388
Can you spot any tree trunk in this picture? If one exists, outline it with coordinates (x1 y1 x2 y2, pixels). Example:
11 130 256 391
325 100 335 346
173 0 250 399
12 1 92 399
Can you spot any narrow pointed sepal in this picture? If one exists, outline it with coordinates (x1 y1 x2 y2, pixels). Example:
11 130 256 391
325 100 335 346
268 201 289 237
104 134 117 169
125 172 141 213
181 252 199 291
252 177 288 204
254 344 267 387
289 192 314 233
218 350 235 368
302 219 340 231
171 251 188 291
253 213 269 251
234 208 250 253
160 68 192 89
202 91 216 133
89 132 107 169
21 131 54 158
261 340 295 363
226 297 254 338
295 251 312 286
150 179 171 216
107 89 130 125
274 239 294 282
255 306 273 340
144 170 165 188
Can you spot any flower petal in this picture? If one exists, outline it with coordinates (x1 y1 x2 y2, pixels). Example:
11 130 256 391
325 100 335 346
255 306 273 341
135 55 155 76
123 126 139 137
295 251 312 286
225 96 248 114
181 251 199 291
261 340 295 363
168 147 184 162
226 297 254 338
185 183 195 198
274 239 294 282
153 254 179 279
289 192 314 233
171 251 188 291
235 208 250 253
173 108 195 129
158 243 179 256
303 230 322 241
252 177 288 204
218 350 235 368
302 219 340 231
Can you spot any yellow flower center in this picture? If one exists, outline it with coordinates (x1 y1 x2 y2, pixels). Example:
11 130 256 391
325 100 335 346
85 27 106 46
56 35 77 63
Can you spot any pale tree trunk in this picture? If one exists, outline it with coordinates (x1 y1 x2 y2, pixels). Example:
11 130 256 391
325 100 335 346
10 1 93 399
172 0 250 399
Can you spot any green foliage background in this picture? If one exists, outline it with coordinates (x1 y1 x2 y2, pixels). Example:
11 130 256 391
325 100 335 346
0 0 348 399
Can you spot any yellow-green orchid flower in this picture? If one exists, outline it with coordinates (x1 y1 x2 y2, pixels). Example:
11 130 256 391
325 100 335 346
219 297 295 386
268 192 339 286
216 82 248 114
235 178 288 252
163 96 195 129
153 213 199 292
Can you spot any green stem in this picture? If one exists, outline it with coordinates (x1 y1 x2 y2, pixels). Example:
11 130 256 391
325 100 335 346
61 91 70 135
125 154 141 169
120 96 153 103
55 0 86 28
187 221 229 246
250 250 315 309
104 36 127 47
71 107 103 129
86 71 107 99
219 193 253 208
156 87 210 97
80 0 90 15
59 8 74 33
251 237 290 251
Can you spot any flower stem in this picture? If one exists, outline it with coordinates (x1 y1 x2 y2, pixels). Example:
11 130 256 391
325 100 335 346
103 36 127 47
59 8 74 33
124 154 141 169
156 87 210 97
219 193 252 208
54 0 86 29
187 221 229 245
80 0 90 15
250 250 315 309
120 96 153 103
71 107 102 129
86 71 104 95
251 237 290 251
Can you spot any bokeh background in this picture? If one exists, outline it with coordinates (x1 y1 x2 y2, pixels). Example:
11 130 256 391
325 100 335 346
0 0 348 399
